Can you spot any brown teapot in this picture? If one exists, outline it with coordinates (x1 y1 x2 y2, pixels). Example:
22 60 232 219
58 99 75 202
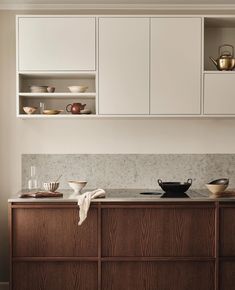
66 103 86 114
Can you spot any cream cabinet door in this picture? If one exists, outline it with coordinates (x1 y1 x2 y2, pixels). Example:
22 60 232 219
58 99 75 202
18 17 96 71
150 18 201 115
204 74 235 115
98 18 149 115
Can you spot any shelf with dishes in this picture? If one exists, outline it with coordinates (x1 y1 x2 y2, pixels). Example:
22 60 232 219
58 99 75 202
17 71 97 117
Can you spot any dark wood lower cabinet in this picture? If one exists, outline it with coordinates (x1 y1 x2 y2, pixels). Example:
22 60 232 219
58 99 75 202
9 202 235 290
102 261 215 290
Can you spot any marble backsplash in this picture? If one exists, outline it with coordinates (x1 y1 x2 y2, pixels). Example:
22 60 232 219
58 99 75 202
21 154 235 190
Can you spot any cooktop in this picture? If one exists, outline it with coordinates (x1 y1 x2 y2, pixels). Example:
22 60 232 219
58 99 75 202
139 191 190 198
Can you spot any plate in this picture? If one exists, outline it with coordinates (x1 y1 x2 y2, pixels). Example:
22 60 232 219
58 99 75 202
43 110 63 115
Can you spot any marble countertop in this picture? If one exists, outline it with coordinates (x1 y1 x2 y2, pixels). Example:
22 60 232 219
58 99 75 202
8 189 235 203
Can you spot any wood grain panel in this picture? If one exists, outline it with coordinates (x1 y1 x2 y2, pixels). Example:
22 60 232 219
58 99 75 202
13 208 98 257
220 207 235 256
102 207 215 257
220 261 235 290
102 261 215 290
13 262 97 290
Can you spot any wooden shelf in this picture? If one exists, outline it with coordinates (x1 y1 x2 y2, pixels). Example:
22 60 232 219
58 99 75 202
19 92 96 99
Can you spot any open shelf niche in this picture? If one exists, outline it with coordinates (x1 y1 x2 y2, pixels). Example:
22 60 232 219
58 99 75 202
17 71 97 117
204 17 235 72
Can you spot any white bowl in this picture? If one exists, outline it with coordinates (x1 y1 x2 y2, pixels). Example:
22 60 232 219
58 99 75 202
43 182 59 192
68 86 88 93
23 106 37 114
30 86 48 93
68 180 87 195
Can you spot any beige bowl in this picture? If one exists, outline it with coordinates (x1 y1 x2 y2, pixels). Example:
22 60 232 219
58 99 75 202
30 86 48 93
206 183 228 195
23 106 37 114
43 182 59 192
68 86 88 93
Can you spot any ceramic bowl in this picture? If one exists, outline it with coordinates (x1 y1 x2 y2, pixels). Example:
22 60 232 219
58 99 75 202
43 182 60 192
206 183 228 195
68 86 88 93
23 106 37 114
68 181 87 195
30 86 48 93
47 86 55 93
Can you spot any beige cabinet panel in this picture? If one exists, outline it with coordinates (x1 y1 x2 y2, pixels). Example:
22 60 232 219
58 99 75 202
150 18 201 115
204 74 235 115
98 18 149 115
18 17 96 71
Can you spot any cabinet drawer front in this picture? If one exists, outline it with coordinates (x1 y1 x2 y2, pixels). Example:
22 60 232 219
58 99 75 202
204 74 235 115
102 207 215 257
220 207 235 256
18 17 96 71
102 262 215 290
13 208 98 257
13 262 97 290
220 261 235 290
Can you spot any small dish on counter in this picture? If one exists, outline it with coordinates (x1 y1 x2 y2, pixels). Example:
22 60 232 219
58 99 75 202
68 86 88 93
43 109 63 115
23 106 37 114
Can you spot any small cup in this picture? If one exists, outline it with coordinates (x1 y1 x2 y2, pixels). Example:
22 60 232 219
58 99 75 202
23 106 37 115
47 86 55 93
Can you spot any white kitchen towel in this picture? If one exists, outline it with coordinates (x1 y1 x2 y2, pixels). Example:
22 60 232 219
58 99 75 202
72 189 106 225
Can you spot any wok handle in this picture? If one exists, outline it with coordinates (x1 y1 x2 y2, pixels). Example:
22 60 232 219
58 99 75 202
187 178 193 184
158 179 163 185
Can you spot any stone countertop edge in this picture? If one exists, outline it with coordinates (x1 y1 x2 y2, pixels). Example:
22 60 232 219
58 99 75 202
8 189 235 203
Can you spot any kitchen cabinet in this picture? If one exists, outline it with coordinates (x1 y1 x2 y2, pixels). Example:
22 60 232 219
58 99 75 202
204 73 235 115
98 18 149 115
18 17 96 71
150 18 201 115
11 200 235 290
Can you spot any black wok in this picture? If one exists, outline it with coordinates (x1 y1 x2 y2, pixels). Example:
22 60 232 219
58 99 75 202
158 179 192 194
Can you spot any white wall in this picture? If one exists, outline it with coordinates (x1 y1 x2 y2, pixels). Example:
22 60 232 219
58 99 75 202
1 10 235 282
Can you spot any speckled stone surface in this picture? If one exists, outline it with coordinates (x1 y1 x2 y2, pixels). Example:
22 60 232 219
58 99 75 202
8 189 235 203
22 154 235 190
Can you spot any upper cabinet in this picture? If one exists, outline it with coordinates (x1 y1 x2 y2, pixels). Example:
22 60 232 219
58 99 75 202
98 18 149 115
150 18 202 115
18 17 96 71
17 15 235 118
203 17 235 115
